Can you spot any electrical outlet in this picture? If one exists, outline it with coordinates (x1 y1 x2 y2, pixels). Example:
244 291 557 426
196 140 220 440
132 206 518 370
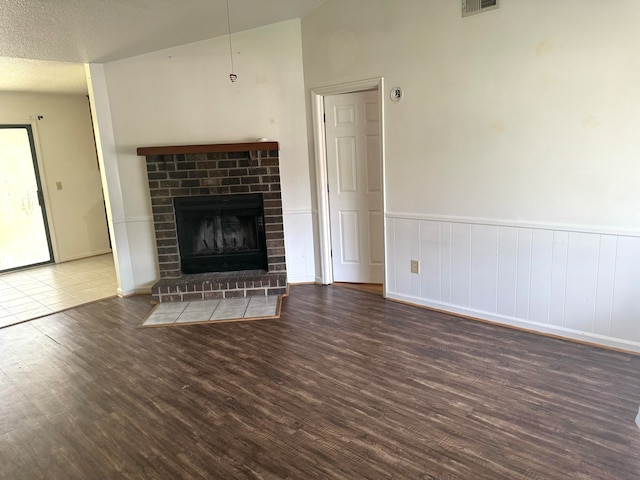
410 259 420 274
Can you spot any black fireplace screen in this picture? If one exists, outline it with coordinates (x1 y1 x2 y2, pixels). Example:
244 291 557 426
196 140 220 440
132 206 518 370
174 194 267 274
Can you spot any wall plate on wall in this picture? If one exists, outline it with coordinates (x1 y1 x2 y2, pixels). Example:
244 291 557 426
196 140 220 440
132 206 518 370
390 87 404 102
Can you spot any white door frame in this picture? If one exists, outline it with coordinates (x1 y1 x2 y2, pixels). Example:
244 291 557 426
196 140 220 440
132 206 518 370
311 77 387 293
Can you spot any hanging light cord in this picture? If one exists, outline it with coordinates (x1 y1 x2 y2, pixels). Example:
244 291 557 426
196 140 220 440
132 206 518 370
225 0 236 81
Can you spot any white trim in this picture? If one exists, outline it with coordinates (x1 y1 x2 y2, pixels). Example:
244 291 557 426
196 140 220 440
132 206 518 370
87 63 136 296
386 212 640 238
283 209 314 216
28 118 61 263
56 248 113 263
287 276 317 284
112 215 154 225
386 291 640 354
311 90 332 284
114 211 313 221
311 77 387 288
117 286 149 296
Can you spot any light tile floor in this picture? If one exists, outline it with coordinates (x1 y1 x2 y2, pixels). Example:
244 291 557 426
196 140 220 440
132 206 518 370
0 254 117 328
142 295 280 327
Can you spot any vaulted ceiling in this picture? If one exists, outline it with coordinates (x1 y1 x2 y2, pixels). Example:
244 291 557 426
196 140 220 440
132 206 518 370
0 0 325 94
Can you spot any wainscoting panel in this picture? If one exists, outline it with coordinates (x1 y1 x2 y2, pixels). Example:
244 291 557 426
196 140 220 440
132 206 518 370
515 228 533 320
563 232 599 332
529 229 553 325
549 230 569 327
497 226 518 318
419 221 440 301
386 214 640 352
470 224 498 314
450 223 471 308
594 235 617 337
611 236 640 341
439 222 452 304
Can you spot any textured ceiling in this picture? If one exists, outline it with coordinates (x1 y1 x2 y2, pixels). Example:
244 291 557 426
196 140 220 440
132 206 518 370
0 0 325 94
0 57 87 94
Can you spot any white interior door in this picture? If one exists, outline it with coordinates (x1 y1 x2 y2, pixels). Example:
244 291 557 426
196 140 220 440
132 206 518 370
325 90 383 284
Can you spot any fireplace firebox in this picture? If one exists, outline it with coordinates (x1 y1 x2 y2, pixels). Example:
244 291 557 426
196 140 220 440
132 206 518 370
175 194 267 274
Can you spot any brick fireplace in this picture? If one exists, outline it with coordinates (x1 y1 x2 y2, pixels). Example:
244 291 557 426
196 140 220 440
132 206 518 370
137 142 287 303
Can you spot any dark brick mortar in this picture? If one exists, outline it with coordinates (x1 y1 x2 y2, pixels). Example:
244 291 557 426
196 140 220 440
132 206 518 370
142 147 287 302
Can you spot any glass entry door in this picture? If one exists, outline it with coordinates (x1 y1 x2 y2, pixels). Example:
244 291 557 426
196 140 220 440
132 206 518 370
0 125 53 272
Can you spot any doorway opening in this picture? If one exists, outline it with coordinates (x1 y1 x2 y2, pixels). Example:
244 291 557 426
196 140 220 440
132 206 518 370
0 125 54 273
311 78 386 295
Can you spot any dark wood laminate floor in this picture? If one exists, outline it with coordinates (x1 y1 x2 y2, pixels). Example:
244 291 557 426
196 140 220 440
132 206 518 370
1 285 639 480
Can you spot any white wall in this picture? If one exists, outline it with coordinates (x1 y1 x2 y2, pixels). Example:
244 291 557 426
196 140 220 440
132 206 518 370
0 92 111 262
302 1 640 351
99 19 315 290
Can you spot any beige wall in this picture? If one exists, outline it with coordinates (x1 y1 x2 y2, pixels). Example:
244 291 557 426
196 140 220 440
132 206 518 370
0 91 111 262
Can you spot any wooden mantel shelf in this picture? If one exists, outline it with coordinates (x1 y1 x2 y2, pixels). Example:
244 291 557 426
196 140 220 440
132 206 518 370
136 141 279 156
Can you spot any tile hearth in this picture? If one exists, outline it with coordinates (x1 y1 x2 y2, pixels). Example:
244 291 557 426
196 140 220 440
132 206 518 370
141 295 280 327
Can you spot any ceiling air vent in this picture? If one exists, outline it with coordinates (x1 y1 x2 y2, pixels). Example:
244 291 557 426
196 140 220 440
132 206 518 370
463 0 499 17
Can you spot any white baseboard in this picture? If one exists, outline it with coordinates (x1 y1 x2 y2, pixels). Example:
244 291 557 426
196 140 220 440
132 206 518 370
57 249 113 263
287 276 317 284
386 291 640 354
117 287 152 297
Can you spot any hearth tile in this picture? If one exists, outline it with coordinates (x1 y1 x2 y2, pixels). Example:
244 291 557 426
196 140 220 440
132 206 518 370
184 300 220 312
155 302 187 314
144 313 179 325
244 306 277 318
211 308 248 319
215 297 249 309
249 296 278 307
176 311 212 323
210 309 246 321
140 293 281 327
